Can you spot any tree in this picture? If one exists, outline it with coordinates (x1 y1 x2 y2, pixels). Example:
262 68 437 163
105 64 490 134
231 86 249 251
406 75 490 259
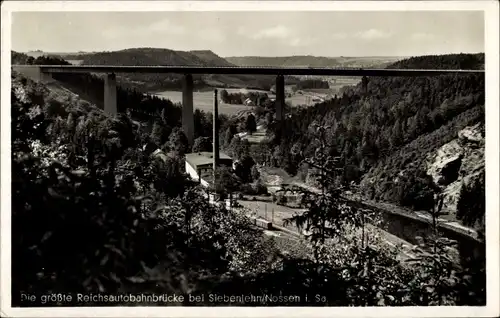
193 109 211 138
222 125 237 149
228 137 250 161
405 190 481 306
212 166 240 199
152 155 188 198
456 172 485 231
150 120 171 149
361 76 369 94
192 136 212 153
220 89 229 103
245 114 257 135
284 125 362 263
265 112 274 127
167 127 189 155
234 155 255 183
250 165 260 181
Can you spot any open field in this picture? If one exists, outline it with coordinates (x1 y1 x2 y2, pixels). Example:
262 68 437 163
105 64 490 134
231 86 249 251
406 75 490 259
67 59 84 65
153 88 325 115
154 90 250 115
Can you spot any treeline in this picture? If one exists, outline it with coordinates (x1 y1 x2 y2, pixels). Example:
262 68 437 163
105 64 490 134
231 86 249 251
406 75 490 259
220 89 271 105
294 79 330 90
388 53 485 70
11 51 32 64
12 73 485 306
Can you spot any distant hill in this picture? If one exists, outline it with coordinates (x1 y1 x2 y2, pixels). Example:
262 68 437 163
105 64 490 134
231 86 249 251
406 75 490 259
51 48 277 91
188 50 234 67
73 48 221 67
388 53 485 70
225 55 404 68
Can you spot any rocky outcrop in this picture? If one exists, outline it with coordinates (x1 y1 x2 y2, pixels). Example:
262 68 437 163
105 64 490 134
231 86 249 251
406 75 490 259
439 154 463 186
458 124 484 145
426 123 485 214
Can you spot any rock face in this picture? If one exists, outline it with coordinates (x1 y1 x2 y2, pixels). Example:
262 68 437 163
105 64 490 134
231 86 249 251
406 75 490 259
439 154 463 186
426 123 485 214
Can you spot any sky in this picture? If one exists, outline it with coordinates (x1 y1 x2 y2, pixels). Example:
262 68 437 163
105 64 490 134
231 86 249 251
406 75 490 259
11 11 484 57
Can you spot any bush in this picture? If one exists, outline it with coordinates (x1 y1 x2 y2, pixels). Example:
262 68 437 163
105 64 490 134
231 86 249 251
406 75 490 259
456 172 485 231
251 179 268 195
275 193 288 205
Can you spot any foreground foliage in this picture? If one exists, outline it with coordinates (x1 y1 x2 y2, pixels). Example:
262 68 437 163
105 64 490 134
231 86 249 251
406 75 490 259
11 74 278 306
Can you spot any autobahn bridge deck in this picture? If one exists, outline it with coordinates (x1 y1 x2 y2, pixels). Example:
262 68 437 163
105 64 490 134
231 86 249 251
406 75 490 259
21 65 484 76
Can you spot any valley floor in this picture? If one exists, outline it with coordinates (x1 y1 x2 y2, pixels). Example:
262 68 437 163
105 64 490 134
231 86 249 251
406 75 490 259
246 166 480 261
152 88 333 115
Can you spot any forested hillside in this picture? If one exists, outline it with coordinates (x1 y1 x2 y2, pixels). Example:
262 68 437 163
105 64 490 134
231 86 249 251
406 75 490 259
389 53 484 70
11 70 485 306
226 55 402 68
248 53 485 230
11 51 31 64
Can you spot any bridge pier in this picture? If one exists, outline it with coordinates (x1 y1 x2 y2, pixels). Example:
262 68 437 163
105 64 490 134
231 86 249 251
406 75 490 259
40 70 54 83
275 75 285 121
213 89 220 171
104 73 117 115
182 74 194 146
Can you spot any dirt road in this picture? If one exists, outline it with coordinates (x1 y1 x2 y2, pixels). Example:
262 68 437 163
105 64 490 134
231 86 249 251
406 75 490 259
236 198 416 261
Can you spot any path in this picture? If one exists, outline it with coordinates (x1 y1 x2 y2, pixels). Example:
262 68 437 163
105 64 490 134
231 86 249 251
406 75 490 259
236 198 416 261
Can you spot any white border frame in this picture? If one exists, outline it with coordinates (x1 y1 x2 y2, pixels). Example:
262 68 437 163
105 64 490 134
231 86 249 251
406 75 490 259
1 1 499 317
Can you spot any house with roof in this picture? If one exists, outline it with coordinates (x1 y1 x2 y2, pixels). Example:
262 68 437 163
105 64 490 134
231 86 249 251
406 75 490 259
185 151 233 187
244 98 254 106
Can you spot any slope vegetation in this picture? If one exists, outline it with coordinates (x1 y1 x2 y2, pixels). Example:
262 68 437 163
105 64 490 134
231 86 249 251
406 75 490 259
12 51 31 64
250 53 485 231
226 55 403 68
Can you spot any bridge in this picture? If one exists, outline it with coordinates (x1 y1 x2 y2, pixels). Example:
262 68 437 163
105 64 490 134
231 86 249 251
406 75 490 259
12 64 484 145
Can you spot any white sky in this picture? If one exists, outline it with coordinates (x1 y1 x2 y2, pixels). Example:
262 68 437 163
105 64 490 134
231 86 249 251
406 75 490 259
12 11 484 57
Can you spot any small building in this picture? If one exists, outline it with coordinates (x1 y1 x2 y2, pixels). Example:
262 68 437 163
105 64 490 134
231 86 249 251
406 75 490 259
151 148 168 162
244 98 254 106
185 151 233 187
